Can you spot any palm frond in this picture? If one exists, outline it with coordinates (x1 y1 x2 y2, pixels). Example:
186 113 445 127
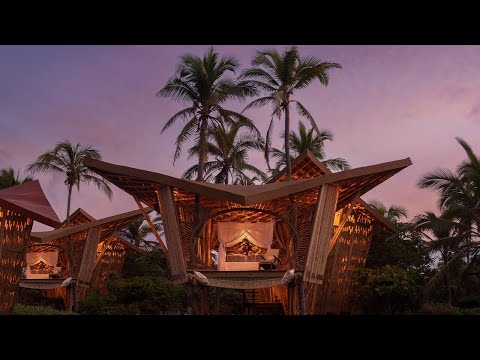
82 174 113 200
293 101 322 137
322 158 351 171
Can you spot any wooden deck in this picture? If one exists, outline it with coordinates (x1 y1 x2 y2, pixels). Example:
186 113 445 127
19 279 66 289
191 270 288 279
188 270 296 289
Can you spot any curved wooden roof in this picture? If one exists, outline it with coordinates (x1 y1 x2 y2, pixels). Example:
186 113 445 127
83 156 412 208
269 150 400 232
0 180 60 227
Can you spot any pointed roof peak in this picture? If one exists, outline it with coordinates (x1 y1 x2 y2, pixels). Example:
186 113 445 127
59 208 96 228
0 180 60 227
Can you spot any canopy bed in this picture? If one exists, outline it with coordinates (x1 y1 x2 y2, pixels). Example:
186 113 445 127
216 221 275 271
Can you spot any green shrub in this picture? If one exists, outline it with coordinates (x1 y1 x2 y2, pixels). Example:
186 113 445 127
13 304 77 315
460 307 480 315
356 265 420 314
79 250 185 315
419 302 462 315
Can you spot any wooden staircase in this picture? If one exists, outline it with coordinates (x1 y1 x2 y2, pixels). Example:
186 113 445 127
242 289 283 315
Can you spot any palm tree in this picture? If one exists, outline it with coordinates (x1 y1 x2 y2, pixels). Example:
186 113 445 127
233 174 261 185
0 167 33 189
413 211 462 304
419 137 480 227
241 46 341 178
27 140 113 225
157 47 258 181
182 122 267 184
417 137 480 303
118 214 163 250
270 121 350 174
369 200 408 223
27 140 113 312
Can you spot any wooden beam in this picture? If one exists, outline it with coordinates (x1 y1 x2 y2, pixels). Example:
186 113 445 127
304 185 339 284
77 227 101 288
328 192 360 253
31 207 154 243
309 284 318 315
73 228 101 311
84 156 412 206
0 210 4 259
185 282 193 315
288 281 295 315
134 198 168 255
157 186 188 284
214 288 221 315
297 278 306 315
200 285 209 315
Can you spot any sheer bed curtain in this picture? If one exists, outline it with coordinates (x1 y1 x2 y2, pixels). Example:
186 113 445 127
217 222 274 270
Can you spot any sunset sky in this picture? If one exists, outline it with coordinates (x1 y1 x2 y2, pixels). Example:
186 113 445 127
1 45 479 231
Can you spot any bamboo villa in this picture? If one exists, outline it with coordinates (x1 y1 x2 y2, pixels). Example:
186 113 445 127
0 180 60 314
84 151 411 315
20 207 152 310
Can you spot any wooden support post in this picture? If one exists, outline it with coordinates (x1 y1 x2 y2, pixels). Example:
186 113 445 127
65 286 74 312
309 284 319 315
297 277 306 315
288 281 295 315
156 187 188 284
134 198 168 255
76 227 101 303
185 282 193 315
200 285 209 315
214 287 221 315
304 185 339 284
0 211 4 259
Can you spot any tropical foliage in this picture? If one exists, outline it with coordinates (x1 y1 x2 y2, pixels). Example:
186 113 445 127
270 121 350 174
0 167 33 189
27 140 113 225
369 200 408 223
241 46 341 176
414 137 480 306
79 249 184 315
117 213 163 251
182 122 266 184
27 140 113 312
157 47 258 181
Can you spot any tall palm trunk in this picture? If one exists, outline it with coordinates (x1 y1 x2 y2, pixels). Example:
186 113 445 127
66 183 73 226
66 183 78 311
442 247 452 304
284 96 292 180
196 118 208 182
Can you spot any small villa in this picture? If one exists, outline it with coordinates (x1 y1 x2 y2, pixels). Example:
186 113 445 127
84 150 411 314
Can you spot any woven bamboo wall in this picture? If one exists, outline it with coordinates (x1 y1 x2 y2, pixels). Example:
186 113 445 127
314 207 373 314
89 238 127 296
0 207 33 314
